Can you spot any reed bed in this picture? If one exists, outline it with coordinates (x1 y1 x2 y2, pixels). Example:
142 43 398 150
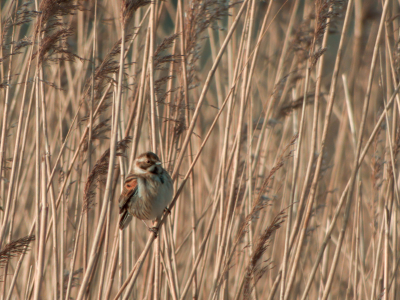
0 0 399 299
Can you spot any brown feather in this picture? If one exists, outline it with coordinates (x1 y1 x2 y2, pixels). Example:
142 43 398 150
119 211 133 230
118 174 138 213
118 174 138 229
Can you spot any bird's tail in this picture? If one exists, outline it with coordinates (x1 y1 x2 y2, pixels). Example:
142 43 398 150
119 211 133 230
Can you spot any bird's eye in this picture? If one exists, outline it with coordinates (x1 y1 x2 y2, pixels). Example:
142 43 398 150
147 160 150 164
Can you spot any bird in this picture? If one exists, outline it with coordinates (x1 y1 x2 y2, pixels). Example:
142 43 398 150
118 151 173 233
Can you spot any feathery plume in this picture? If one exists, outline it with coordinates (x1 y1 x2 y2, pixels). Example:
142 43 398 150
83 137 132 211
243 211 286 300
121 0 151 25
0 235 35 268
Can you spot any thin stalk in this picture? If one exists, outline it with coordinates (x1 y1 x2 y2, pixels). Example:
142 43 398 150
84 0 97 281
75 18 127 300
64 208 82 298
33 158 48 300
177 1 197 298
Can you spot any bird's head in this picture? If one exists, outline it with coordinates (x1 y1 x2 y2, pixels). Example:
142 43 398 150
134 152 162 175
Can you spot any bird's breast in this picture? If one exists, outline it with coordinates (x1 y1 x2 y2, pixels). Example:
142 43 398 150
135 173 173 220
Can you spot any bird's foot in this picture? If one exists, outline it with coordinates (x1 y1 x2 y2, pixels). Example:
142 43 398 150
164 207 171 215
149 226 159 237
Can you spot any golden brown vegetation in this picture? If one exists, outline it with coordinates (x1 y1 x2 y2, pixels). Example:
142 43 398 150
0 0 399 299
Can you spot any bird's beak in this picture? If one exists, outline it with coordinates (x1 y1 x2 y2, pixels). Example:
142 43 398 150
155 162 162 165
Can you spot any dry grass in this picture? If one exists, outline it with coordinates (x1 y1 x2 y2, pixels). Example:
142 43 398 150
0 0 399 299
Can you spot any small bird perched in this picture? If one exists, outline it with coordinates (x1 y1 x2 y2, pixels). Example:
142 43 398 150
118 152 173 232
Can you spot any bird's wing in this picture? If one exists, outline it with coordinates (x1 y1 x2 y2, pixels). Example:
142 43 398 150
118 173 138 214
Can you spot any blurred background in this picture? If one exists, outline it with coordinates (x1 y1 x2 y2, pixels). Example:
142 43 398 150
0 0 399 299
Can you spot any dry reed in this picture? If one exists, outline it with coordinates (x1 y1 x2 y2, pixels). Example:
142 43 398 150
0 0 399 299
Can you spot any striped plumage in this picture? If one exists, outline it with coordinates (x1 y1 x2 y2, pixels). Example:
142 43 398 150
118 152 173 230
